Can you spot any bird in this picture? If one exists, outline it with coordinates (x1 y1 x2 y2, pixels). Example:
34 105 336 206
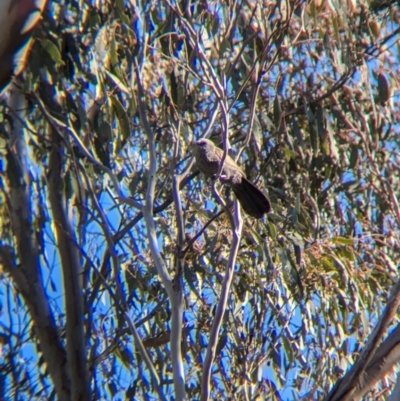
193 138 271 218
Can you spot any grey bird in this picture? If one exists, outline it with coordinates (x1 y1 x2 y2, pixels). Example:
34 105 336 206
193 138 271 218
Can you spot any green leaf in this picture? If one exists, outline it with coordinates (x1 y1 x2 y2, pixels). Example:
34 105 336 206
274 95 282 129
184 264 202 300
307 105 319 156
216 332 228 354
266 220 277 240
377 73 390 105
105 70 130 94
110 95 131 144
40 39 65 66
219 38 231 60
252 114 263 152
116 345 134 368
332 15 340 43
332 237 355 246
282 336 294 365
337 246 355 262
64 170 76 201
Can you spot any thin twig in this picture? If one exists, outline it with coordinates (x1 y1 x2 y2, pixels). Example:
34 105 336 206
125 312 168 401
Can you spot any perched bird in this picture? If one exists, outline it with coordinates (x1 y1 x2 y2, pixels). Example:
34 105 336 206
193 138 271 218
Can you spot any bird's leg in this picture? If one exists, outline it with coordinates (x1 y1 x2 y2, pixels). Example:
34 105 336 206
210 173 228 182
211 180 227 209
219 174 229 183
212 181 235 226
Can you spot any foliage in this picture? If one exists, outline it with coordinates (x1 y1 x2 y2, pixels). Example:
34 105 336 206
1 0 400 400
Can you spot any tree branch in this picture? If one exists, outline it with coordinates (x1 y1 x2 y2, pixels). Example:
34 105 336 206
125 312 168 401
4 84 71 401
135 55 186 399
47 128 90 400
200 200 243 401
326 275 400 401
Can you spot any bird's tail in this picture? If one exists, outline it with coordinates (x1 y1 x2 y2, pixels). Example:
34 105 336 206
232 178 271 218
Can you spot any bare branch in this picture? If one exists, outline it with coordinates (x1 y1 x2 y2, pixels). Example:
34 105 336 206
326 277 400 401
47 126 90 399
4 84 71 401
125 312 168 401
135 56 186 399
200 201 243 401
